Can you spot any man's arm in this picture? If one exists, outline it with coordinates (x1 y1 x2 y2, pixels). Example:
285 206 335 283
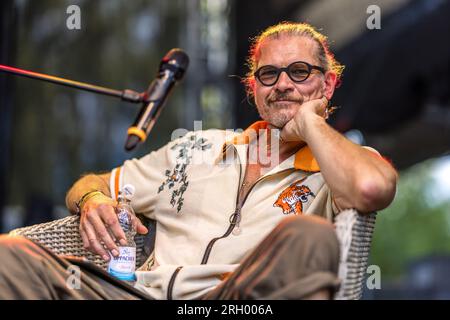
65 173 111 214
65 172 148 261
282 97 398 213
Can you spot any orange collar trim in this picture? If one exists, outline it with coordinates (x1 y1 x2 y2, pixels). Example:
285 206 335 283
230 120 269 145
225 121 320 172
294 145 320 172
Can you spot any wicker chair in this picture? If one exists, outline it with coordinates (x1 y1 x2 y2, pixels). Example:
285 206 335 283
8 208 376 300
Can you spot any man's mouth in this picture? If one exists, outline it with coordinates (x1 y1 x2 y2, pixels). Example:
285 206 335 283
269 99 300 105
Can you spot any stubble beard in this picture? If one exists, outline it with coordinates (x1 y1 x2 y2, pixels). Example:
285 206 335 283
257 101 300 128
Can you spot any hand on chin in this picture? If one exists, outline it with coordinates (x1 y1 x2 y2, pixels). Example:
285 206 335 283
278 96 328 142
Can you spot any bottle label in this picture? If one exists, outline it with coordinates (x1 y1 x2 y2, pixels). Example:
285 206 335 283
117 209 132 232
107 246 136 281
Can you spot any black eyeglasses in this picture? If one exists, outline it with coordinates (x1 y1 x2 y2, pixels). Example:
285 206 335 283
254 61 325 86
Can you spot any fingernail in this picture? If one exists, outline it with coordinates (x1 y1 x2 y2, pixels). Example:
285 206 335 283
111 249 119 257
103 255 110 261
119 239 127 246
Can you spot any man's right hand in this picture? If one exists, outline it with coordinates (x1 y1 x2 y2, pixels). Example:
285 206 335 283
78 193 125 261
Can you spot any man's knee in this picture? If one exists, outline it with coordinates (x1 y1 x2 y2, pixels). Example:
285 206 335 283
275 215 340 274
0 235 39 258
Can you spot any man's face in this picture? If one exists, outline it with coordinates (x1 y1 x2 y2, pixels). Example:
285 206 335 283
253 35 329 128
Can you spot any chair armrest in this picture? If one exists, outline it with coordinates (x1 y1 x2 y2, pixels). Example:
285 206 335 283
333 209 377 300
8 214 155 270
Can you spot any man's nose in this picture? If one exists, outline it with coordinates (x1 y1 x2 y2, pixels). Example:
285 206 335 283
274 70 294 92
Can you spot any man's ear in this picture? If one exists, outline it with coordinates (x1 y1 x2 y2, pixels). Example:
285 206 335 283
323 71 337 100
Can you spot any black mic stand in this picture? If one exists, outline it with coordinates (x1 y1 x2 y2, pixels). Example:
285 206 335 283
0 64 151 105
0 64 151 151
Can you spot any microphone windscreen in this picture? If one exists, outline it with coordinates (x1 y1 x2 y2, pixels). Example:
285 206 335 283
161 49 189 80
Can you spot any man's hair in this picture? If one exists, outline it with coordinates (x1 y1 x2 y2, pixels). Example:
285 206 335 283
244 22 345 97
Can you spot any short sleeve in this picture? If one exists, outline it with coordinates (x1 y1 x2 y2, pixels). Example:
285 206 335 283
110 142 174 220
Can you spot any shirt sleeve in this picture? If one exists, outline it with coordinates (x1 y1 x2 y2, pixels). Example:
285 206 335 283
304 173 337 222
109 142 175 220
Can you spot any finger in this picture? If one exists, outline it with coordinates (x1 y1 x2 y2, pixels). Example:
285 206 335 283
321 96 329 113
86 212 120 256
98 205 127 246
313 96 329 118
79 227 90 250
136 220 148 235
83 219 111 261
308 96 327 109
280 120 299 142
80 214 92 250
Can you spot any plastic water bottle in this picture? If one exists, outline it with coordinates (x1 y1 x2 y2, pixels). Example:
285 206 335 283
107 184 137 283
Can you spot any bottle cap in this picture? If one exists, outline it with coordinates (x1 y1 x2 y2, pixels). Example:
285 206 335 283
121 184 135 200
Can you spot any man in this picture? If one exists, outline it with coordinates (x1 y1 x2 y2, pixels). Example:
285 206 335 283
0 22 397 300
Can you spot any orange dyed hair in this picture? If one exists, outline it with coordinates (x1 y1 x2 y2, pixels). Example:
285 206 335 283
244 22 345 97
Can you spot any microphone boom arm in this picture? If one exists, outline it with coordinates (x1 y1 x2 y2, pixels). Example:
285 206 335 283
0 64 148 104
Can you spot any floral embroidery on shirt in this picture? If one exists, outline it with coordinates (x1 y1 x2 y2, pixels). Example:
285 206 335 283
158 134 212 213
273 179 315 215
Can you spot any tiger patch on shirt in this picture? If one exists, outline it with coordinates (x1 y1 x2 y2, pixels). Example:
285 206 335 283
274 179 316 215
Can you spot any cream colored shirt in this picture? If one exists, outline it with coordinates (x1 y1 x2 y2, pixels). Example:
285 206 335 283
110 121 338 299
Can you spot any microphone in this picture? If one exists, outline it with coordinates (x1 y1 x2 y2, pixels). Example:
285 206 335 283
125 48 189 151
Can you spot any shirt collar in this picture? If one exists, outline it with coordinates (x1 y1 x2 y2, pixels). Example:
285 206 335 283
218 121 320 173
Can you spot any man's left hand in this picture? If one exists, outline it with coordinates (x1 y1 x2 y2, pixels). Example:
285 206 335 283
280 96 328 142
